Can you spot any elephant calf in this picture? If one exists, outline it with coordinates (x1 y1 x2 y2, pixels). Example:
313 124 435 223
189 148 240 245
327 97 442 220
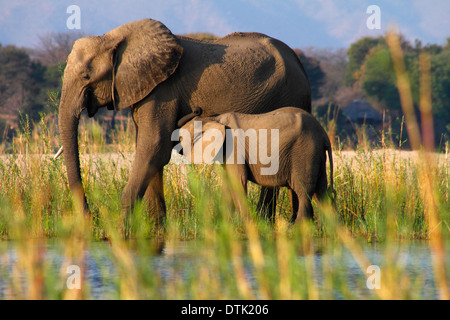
175 107 335 222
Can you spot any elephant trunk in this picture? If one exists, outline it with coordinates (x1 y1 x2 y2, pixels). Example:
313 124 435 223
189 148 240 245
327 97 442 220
58 85 89 214
177 107 203 127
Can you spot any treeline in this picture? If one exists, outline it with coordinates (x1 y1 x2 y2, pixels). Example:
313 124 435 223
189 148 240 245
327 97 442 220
0 32 84 136
0 32 449 147
297 36 450 148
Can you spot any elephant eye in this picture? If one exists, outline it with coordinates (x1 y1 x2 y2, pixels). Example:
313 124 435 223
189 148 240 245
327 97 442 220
81 73 90 80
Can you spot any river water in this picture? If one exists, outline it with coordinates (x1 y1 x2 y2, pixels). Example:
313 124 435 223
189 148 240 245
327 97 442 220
0 239 447 299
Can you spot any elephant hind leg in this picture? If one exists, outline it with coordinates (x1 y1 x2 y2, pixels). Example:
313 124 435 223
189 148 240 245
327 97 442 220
292 192 313 222
315 156 328 202
289 188 299 223
257 186 279 223
299 194 314 220
290 181 315 222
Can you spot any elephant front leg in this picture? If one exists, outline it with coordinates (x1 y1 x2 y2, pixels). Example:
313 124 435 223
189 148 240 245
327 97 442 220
224 164 249 219
121 151 167 236
121 101 174 236
144 169 166 228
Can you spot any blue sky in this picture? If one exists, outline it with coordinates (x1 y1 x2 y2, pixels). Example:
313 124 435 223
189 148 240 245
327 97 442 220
0 0 449 49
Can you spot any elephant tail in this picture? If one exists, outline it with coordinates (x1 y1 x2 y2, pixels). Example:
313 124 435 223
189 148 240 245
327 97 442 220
325 138 336 202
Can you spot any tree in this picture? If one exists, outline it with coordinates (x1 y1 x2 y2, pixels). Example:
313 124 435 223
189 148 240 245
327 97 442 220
430 48 450 141
303 47 348 106
345 36 385 86
0 45 34 117
358 38 449 145
360 47 401 112
0 42 66 125
32 31 85 65
294 49 325 101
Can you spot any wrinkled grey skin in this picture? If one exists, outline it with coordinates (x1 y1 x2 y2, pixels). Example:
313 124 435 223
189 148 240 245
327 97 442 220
58 18 311 225
179 107 334 222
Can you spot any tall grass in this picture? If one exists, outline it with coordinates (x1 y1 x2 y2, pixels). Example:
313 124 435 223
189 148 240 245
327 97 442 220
0 31 448 299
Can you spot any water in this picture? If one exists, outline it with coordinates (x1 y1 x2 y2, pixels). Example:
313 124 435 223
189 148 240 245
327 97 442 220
0 239 446 299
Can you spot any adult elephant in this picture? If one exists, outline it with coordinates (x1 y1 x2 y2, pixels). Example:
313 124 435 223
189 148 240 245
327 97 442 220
58 18 311 226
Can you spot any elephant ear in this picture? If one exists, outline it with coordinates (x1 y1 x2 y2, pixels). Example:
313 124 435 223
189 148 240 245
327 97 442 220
106 19 183 110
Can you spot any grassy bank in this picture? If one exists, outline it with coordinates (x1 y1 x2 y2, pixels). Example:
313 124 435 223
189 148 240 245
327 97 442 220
0 112 448 299
0 114 448 241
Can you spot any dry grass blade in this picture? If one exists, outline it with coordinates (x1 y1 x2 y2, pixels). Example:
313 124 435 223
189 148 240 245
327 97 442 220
387 29 449 300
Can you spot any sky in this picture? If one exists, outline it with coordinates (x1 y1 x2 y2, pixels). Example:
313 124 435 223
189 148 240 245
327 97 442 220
0 0 449 50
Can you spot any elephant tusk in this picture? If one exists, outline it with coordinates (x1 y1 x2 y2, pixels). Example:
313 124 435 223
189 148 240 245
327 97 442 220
54 146 64 159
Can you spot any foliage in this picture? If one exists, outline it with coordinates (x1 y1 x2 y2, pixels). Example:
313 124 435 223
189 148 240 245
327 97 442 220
32 31 85 66
303 47 348 106
429 49 450 136
0 44 64 126
361 47 401 111
345 36 386 86
294 49 325 101
356 39 450 144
